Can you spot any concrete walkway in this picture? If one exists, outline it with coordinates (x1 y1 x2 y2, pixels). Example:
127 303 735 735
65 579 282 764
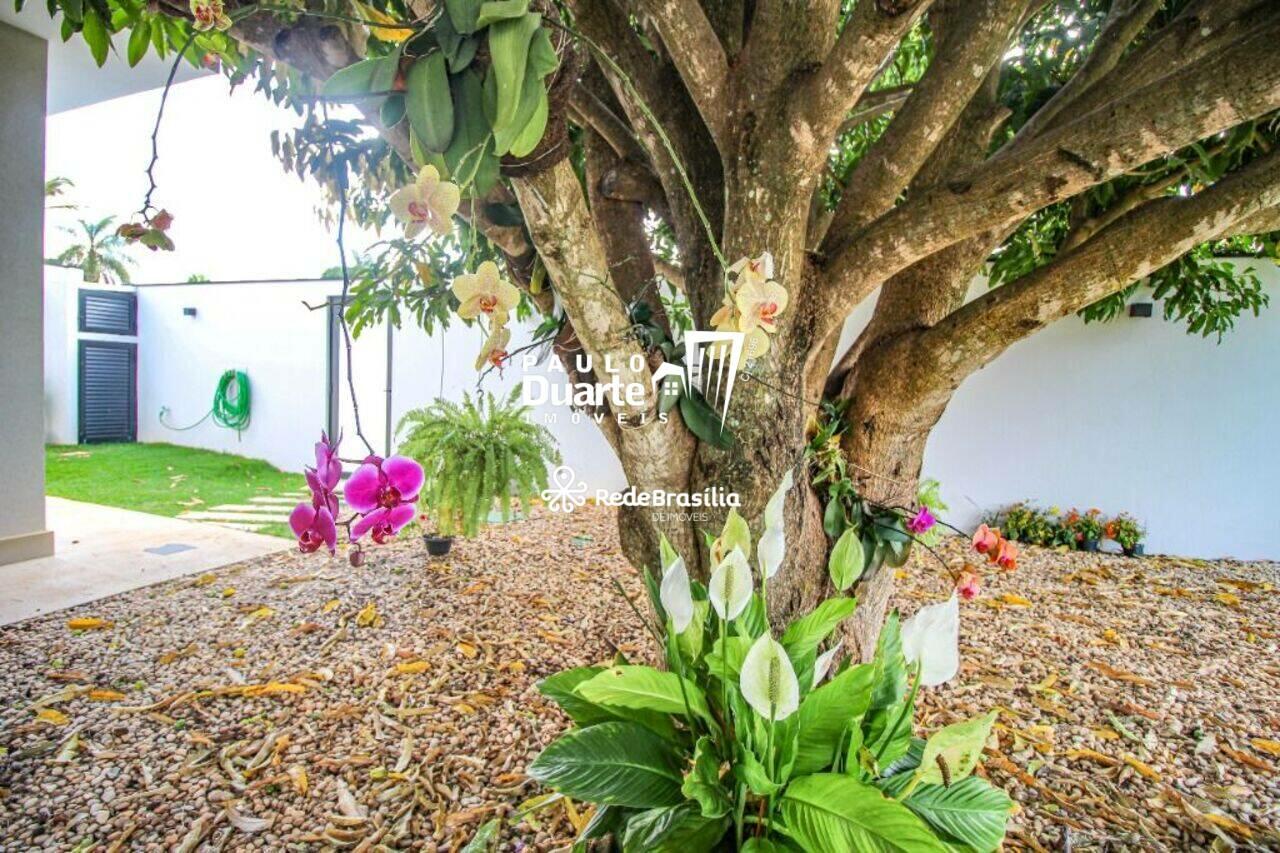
0 497 287 625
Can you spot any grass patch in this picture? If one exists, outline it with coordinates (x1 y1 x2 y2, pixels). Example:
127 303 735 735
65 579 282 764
46 443 301 538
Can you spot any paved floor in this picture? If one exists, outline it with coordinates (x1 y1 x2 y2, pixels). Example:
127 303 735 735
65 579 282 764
0 497 287 625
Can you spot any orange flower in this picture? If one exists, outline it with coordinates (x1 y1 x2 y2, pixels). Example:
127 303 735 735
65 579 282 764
995 538 1018 570
972 523 999 554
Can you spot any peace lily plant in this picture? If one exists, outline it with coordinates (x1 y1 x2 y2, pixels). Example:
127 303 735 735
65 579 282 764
529 475 1013 851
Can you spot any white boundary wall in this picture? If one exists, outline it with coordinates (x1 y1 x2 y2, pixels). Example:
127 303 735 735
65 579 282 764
45 260 1280 558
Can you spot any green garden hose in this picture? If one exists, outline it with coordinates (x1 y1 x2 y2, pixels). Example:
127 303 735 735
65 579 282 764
159 369 251 435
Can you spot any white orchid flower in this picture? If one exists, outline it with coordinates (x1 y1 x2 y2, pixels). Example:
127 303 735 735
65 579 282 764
812 638 843 688
757 470 792 579
901 594 960 687
659 556 694 634
740 632 800 721
708 547 752 621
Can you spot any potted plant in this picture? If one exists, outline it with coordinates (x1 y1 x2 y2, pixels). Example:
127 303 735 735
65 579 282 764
408 511 455 557
395 387 560 539
1066 508 1104 551
1109 513 1147 557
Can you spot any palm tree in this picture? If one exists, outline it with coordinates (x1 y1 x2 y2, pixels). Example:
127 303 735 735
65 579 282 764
48 216 135 284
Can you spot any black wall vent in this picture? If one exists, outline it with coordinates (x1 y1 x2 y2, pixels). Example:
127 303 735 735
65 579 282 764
78 340 137 443
79 289 137 335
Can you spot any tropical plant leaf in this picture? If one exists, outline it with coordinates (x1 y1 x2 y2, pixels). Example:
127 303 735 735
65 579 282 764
620 802 728 853
537 667 678 740
576 665 712 724
682 736 731 818
528 722 685 808
792 663 875 775
916 710 999 787
781 597 857 658
828 528 865 591
405 52 455 153
778 774 947 852
486 11 541 135
878 773 1014 853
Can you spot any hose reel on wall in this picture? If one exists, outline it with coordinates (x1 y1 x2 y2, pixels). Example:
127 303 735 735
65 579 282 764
159 369 251 436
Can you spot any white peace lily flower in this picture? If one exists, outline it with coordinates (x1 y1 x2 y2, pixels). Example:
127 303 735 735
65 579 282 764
740 632 800 721
901 593 960 687
708 547 752 621
812 639 843 688
659 556 694 634
757 470 793 579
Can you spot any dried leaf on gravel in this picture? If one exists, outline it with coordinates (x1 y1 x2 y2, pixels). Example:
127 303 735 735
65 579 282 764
66 617 112 630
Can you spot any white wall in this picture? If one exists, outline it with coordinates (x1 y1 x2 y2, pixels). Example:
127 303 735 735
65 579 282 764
1 23 54 563
42 260 1280 558
834 261 1280 560
134 280 338 469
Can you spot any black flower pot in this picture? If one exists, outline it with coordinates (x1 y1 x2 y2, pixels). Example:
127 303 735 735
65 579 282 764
1080 538 1100 552
424 535 454 557
1122 544 1144 557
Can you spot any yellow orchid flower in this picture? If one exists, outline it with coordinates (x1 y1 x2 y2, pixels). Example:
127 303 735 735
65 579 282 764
475 324 512 371
190 0 232 31
389 165 460 239
452 261 520 322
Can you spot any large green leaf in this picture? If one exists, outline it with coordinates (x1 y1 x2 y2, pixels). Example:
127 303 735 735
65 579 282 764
80 7 109 67
681 737 730 818
781 597 857 657
878 774 1013 853
678 391 734 450
405 52 455 153
621 802 728 852
474 0 529 28
492 63 545 155
916 711 998 787
444 68 499 194
487 11 541 135
322 57 385 97
869 613 906 712
792 663 875 775
778 774 947 852
528 722 685 808
829 528 865 591
126 20 150 67
445 0 481 33
577 665 711 724
537 667 677 739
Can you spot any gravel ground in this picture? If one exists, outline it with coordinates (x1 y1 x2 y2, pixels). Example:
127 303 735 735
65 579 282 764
0 504 1276 851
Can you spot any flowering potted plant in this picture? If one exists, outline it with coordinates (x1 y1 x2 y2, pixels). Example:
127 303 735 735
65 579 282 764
1108 513 1146 557
412 512 455 557
527 475 1013 851
1064 508 1104 551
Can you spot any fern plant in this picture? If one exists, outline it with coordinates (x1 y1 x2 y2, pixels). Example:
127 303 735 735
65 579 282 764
395 386 559 537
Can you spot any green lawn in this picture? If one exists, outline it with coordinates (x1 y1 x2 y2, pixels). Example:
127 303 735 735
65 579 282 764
45 443 302 538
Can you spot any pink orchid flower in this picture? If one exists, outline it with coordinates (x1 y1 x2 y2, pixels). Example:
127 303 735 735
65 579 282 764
995 538 1018 570
906 506 936 535
956 568 981 601
305 432 343 516
289 502 337 554
346 456 424 542
971 523 999 554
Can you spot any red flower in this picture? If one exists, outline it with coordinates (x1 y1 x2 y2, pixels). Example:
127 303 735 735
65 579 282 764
995 538 1018 570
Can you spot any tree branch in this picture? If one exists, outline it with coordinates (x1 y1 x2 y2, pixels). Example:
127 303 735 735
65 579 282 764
1011 0 1164 143
815 17 1280 349
920 148 1280 385
794 0 933 144
635 0 731 147
822 0 1028 252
